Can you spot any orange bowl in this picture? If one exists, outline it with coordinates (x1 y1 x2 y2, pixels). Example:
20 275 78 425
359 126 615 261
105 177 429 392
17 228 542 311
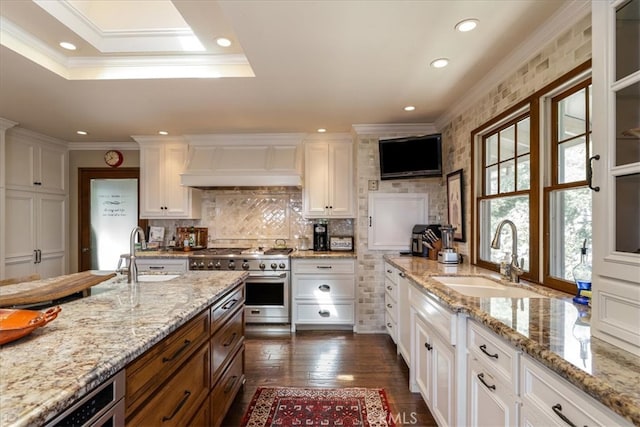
0 306 61 345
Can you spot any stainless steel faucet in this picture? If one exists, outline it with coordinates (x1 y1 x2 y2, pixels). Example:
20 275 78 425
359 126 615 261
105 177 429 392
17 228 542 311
491 219 524 283
128 226 146 284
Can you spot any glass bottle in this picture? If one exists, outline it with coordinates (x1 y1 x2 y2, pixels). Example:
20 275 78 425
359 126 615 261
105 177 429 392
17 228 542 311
572 240 592 305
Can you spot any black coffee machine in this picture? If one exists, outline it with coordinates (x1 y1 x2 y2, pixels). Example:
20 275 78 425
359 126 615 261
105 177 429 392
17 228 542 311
411 224 440 256
313 222 328 251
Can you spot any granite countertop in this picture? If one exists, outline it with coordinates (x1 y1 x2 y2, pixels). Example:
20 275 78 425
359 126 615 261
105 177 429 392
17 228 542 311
0 270 247 427
290 249 357 259
384 256 640 426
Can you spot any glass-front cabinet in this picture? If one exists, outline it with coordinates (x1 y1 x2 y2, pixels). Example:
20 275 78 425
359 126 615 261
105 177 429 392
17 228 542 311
591 0 640 355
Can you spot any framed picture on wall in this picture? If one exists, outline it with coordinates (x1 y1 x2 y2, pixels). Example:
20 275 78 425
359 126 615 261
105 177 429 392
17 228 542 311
446 169 465 242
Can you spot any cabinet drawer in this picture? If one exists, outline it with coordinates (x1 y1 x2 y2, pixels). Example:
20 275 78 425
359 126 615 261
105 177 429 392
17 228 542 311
385 312 397 342
135 258 188 273
384 277 398 301
467 320 518 388
126 310 209 415
385 294 397 323
294 302 355 323
294 277 354 298
211 346 245 427
384 263 399 283
211 284 244 333
292 259 355 274
521 356 631 427
127 343 210 427
409 285 455 345
211 308 244 385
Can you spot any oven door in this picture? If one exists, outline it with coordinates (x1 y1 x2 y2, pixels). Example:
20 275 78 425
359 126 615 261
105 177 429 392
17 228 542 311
244 272 290 323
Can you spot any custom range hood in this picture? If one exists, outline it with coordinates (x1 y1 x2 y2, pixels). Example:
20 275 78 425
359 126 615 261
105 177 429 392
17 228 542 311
180 134 304 187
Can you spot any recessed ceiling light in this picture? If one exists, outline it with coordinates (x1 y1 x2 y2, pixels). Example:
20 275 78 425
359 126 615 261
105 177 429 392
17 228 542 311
216 37 232 47
76 130 87 135
430 58 449 68
317 128 327 133
455 19 479 32
158 131 169 135
59 42 76 51
404 106 416 111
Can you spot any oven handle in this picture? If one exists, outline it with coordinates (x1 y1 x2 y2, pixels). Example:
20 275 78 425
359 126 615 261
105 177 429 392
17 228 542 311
247 273 287 280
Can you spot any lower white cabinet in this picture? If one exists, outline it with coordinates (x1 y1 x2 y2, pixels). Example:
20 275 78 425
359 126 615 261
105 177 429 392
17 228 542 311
135 258 188 273
520 355 632 427
384 264 399 342
291 258 356 331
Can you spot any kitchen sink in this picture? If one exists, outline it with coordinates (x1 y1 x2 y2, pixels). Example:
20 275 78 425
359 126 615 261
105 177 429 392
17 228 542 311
137 274 180 282
432 276 546 299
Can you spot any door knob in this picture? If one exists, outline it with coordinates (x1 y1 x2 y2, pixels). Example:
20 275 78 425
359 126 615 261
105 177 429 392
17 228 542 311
82 247 91 253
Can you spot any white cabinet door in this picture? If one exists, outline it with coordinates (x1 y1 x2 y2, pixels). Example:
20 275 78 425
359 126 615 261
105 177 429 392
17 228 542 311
5 134 66 194
413 313 432 403
397 271 411 366
591 0 640 355
139 142 201 219
303 138 354 218
4 190 66 279
368 193 428 250
467 356 516 427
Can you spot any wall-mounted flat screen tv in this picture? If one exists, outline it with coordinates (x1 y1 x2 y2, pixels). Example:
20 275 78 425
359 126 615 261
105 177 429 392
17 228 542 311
378 133 442 180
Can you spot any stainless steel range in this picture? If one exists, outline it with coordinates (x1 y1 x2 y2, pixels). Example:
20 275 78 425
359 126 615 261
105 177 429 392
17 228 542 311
188 247 292 324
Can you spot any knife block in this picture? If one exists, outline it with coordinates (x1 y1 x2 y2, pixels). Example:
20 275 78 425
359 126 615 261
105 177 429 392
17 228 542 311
428 240 442 260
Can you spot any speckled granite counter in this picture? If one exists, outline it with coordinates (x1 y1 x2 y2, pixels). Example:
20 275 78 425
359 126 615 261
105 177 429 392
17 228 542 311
290 250 356 259
385 255 640 425
0 270 247 427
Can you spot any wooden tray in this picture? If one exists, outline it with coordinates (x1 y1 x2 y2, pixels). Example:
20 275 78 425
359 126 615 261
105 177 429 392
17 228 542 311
0 271 116 307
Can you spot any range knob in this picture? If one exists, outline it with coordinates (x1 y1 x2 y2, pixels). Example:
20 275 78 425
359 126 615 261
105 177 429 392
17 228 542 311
207 262 215 269
279 262 286 269
270 263 277 270
228 261 236 270
198 261 205 269
242 262 250 270
259 263 266 270
215 261 222 270
190 261 199 269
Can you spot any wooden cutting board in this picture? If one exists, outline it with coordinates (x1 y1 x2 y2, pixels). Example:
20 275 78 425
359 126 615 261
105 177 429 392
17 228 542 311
0 271 116 307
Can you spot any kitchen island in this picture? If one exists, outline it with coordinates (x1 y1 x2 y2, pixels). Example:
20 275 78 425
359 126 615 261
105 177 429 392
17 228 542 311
0 270 247 427
385 255 640 426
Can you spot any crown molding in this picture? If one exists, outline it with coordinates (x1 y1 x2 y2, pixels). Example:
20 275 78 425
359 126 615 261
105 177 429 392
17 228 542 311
0 118 18 132
435 0 591 130
9 127 69 147
67 141 139 151
351 123 437 136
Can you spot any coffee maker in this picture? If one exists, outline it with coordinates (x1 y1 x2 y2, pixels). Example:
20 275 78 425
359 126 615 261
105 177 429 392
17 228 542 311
313 222 328 251
412 224 440 257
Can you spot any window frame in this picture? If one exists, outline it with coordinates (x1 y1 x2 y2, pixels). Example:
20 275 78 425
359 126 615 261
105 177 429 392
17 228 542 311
471 61 591 290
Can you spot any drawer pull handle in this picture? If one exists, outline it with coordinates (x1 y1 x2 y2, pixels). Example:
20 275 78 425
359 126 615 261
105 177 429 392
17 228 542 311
551 404 579 427
399 272 406 278
316 265 333 269
162 339 191 363
318 310 331 317
149 266 165 270
386 269 392 273
318 284 331 292
477 373 496 391
387 322 392 328
222 298 238 310
386 286 393 291
251 309 261 314
386 303 393 309
479 344 499 359
223 332 237 347
162 390 191 422
424 342 432 351
224 375 239 394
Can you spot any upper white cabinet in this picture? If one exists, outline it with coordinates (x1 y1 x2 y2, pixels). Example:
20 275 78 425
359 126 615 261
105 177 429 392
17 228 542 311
591 0 640 355
135 138 201 219
368 193 428 251
303 134 354 218
5 128 67 194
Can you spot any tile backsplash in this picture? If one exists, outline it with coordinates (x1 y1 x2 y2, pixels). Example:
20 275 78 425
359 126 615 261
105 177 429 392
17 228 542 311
149 187 353 248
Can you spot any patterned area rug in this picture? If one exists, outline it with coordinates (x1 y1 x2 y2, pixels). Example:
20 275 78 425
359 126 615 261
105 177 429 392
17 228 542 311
240 387 396 427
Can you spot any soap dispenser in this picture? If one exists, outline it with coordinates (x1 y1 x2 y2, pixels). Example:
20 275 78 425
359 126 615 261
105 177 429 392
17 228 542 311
572 239 592 305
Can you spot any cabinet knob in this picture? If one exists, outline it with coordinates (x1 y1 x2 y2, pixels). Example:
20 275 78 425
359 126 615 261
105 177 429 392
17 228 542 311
318 284 331 292
424 342 433 351
318 310 330 317
386 303 393 309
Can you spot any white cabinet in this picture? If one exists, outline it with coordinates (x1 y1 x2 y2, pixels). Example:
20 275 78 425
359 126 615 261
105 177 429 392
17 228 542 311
520 355 632 427
302 136 354 218
466 320 519 427
384 263 399 342
135 258 188 273
291 258 356 331
385 261 412 365
5 128 67 194
368 193 428 251
410 285 458 427
4 190 66 279
137 139 201 219
591 0 640 355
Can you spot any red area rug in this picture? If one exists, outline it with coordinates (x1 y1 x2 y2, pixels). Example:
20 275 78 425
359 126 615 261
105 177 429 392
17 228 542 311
240 387 396 427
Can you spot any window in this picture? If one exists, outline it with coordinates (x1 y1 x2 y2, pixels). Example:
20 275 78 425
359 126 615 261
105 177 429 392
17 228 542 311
472 62 591 292
545 80 592 293
477 112 535 278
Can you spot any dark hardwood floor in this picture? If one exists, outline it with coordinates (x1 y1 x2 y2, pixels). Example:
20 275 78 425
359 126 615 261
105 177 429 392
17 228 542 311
221 330 436 426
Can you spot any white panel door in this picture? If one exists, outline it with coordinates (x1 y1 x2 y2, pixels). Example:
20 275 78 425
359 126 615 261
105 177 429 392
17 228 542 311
140 144 165 217
164 144 191 217
368 193 428 250
328 142 354 217
303 143 330 216
38 144 66 194
5 139 36 190
4 190 37 276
